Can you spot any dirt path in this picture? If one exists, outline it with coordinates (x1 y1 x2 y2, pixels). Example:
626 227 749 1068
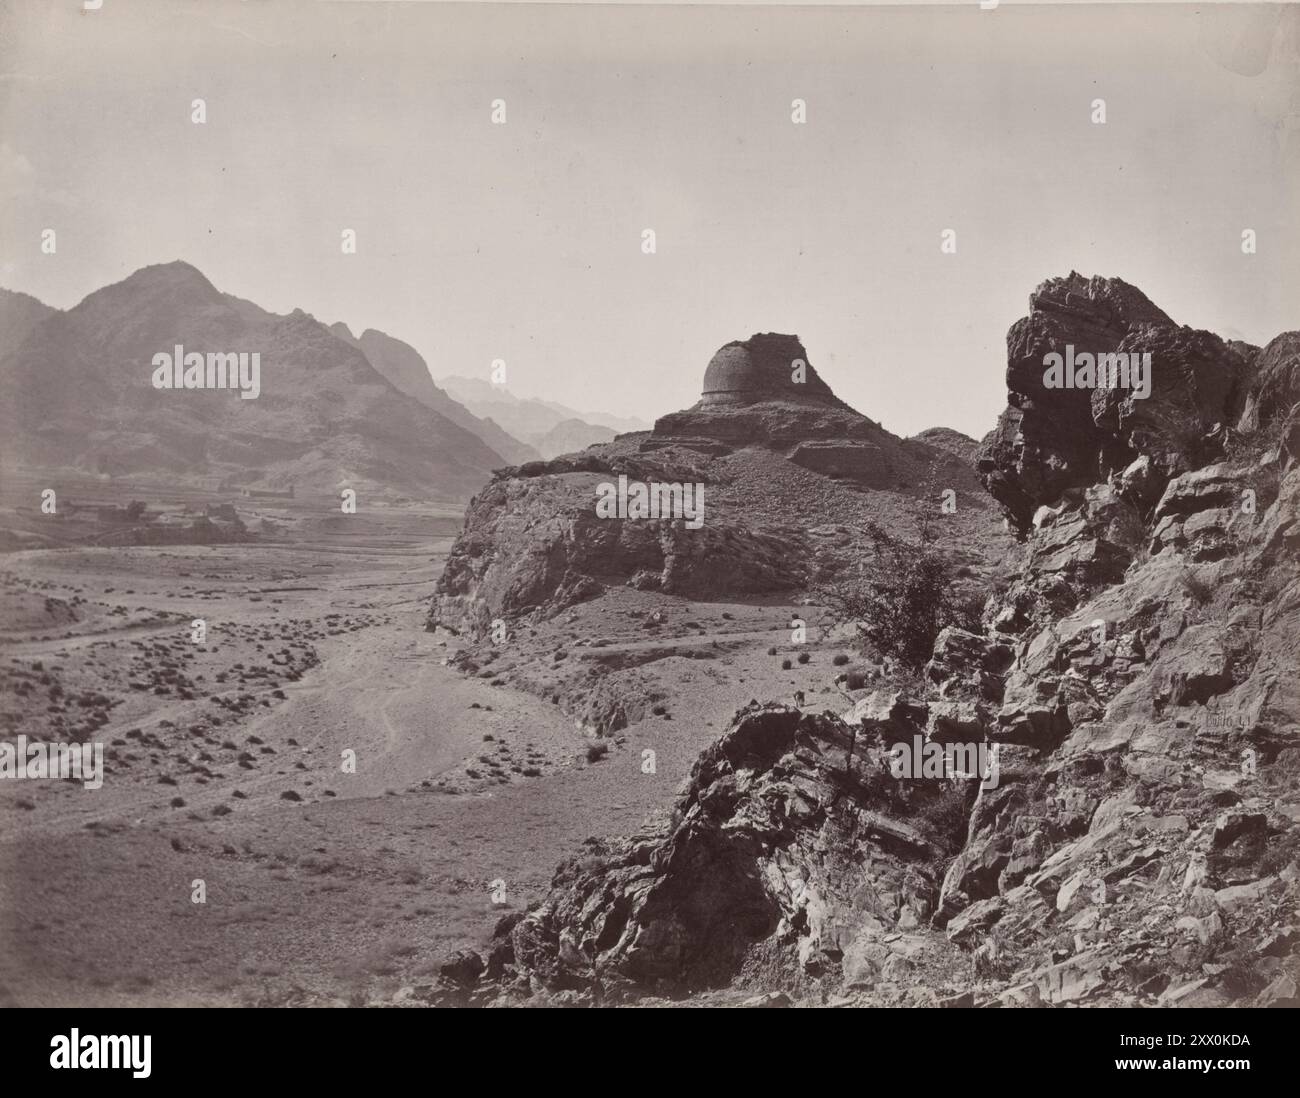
0 539 850 1007
2 613 583 834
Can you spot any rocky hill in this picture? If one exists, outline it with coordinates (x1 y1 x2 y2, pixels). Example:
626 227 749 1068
0 263 508 501
432 279 1300 1007
430 332 1012 639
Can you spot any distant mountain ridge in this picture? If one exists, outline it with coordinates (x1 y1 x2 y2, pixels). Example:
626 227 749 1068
437 374 649 459
328 324 541 465
530 418 618 456
0 263 509 501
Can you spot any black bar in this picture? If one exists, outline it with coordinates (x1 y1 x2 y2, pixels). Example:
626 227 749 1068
5 1005 1295 1087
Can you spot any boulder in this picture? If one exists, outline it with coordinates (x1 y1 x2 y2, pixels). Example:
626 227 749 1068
977 272 1250 533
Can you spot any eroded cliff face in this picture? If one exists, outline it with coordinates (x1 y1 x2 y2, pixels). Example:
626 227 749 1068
428 448 817 639
431 279 1300 1007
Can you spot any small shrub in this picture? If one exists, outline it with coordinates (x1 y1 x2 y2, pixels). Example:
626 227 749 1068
817 524 983 672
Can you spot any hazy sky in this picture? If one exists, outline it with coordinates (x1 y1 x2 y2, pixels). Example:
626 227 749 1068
1 2 1296 438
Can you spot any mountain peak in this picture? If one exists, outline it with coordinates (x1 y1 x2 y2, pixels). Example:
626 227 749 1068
80 260 224 313
122 259 217 291
1028 271 1173 332
2 262 509 500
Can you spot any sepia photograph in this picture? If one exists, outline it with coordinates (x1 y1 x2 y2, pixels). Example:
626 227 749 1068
0 0 1297 1075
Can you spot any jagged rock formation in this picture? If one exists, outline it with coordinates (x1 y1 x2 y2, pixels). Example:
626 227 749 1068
977 272 1259 534
476 704 961 1004
443 277 1300 1007
430 335 1008 636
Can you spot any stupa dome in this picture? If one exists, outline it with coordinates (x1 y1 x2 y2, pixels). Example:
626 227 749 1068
700 333 839 406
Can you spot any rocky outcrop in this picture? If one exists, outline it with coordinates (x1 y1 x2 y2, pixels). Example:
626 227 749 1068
430 335 1007 635
1241 332 1300 435
977 272 1258 534
429 450 813 636
931 298 1299 1006
441 278 1300 1007
475 704 970 1002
